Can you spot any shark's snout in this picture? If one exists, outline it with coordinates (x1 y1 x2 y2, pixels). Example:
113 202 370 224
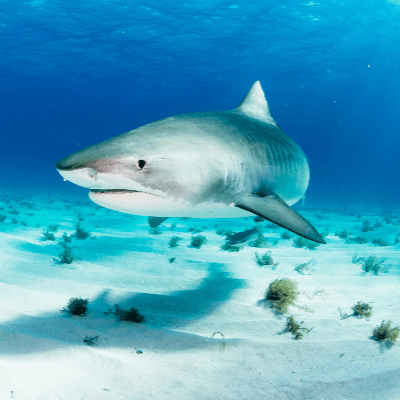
55 158 70 171
55 153 85 171
56 167 98 188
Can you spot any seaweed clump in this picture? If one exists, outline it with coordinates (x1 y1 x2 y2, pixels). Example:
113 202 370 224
371 237 390 247
336 229 352 239
114 304 145 323
83 335 99 346
40 228 56 241
360 255 390 275
249 233 269 248
220 242 241 252
168 236 182 247
346 235 368 244
190 235 207 248
265 278 298 313
352 301 373 319
53 242 77 264
253 251 278 268
71 223 92 240
292 236 319 250
294 259 315 274
61 297 89 316
372 320 400 343
282 315 313 340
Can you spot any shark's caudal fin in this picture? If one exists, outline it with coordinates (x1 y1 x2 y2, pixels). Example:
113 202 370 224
234 81 279 128
235 194 325 244
148 216 169 228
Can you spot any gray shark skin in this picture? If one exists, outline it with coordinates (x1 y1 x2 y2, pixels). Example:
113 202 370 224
56 81 325 243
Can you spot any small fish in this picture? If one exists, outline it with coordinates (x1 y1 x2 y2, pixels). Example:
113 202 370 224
226 227 260 244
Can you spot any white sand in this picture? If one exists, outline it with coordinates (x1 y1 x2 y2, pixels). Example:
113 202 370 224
0 194 399 400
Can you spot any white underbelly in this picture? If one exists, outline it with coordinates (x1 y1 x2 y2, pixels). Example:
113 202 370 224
88 190 253 218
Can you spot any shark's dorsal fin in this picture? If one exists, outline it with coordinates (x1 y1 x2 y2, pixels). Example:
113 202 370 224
234 81 278 128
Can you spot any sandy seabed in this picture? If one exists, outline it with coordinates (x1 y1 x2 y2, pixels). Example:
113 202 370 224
0 193 399 400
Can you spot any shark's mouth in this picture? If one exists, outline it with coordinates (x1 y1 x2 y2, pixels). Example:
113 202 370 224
88 188 168 216
90 189 141 194
90 188 162 198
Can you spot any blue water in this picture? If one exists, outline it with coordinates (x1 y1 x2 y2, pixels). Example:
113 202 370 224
1 0 399 208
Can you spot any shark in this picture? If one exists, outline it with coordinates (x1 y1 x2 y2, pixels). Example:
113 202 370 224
55 81 325 244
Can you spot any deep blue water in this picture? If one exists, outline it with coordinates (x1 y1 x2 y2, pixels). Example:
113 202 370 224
1 0 399 208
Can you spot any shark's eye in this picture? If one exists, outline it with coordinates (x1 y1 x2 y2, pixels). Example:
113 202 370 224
137 160 146 169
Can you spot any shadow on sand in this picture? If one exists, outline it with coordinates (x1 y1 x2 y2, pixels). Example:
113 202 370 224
0 261 246 355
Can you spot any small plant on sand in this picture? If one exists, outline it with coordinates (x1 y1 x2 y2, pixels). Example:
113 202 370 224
253 251 278 268
168 236 182 248
360 255 390 275
384 215 393 224
62 232 72 243
170 222 177 231
53 242 77 264
361 220 372 232
40 228 56 241
210 331 226 351
71 223 92 240
321 230 329 239
249 233 269 248
48 223 59 232
294 259 316 274
265 278 298 313
215 227 234 236
346 235 369 244
338 307 351 320
336 229 352 239
292 236 319 250
394 234 400 244
191 235 207 248
61 297 89 316
220 242 241 252
372 320 400 343
83 335 100 346
168 257 176 263
372 237 390 247
352 253 363 264
352 301 373 319
149 226 162 235
281 231 292 240
76 213 85 222
0 215 6 222
188 226 203 233
281 315 313 340
113 304 145 323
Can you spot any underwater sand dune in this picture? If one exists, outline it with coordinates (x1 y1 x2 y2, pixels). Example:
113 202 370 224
0 194 399 399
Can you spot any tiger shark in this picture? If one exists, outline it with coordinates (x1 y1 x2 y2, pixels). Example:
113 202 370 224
56 81 325 243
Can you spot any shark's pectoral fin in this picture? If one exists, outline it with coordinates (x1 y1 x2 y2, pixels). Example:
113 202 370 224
235 194 325 244
148 216 169 228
